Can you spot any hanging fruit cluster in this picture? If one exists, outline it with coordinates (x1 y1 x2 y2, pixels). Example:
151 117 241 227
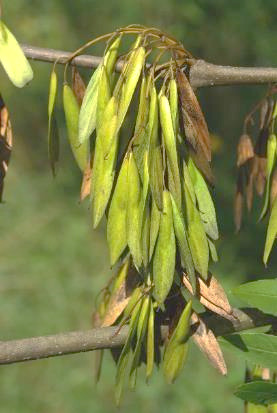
47 25 233 403
234 86 277 264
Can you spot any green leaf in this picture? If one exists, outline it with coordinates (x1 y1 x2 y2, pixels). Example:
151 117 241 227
234 381 277 406
220 333 277 368
163 300 192 383
129 295 150 389
78 64 101 144
260 134 277 220
115 295 142 405
169 78 178 135
107 156 128 265
188 158 218 240
153 190 176 305
159 94 182 210
0 21 33 87
184 181 209 279
149 146 164 211
96 66 111 131
149 198 161 261
92 97 118 228
208 238 218 262
233 280 277 316
48 116 59 177
126 152 143 269
141 201 150 267
116 46 145 132
170 194 195 292
146 300 155 380
263 196 277 265
63 84 89 171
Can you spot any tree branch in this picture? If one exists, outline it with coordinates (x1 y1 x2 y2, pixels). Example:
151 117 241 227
0 308 276 365
21 44 277 88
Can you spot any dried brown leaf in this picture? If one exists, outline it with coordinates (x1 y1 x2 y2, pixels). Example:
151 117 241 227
176 68 211 160
264 97 275 129
259 99 269 130
237 134 254 167
72 67 86 106
80 162 92 202
245 163 254 211
0 94 12 202
101 266 140 327
191 312 227 375
234 168 244 232
176 68 212 164
261 368 271 380
188 146 215 185
183 272 234 320
255 156 267 197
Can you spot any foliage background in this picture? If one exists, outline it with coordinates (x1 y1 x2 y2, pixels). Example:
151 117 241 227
0 0 277 412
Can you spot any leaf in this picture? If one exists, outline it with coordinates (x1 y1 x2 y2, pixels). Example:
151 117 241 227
233 280 277 316
237 134 254 167
126 152 143 269
234 167 244 232
63 84 89 171
184 181 209 279
162 300 192 383
0 21 33 87
260 134 277 220
234 381 277 406
80 162 92 202
107 156 128 265
115 294 142 405
169 78 178 135
0 94 12 202
102 260 139 327
170 194 195 292
141 201 150 267
153 190 176 305
188 158 219 240
148 86 163 210
133 76 150 178
92 96 118 228
176 67 213 184
191 312 227 375
159 93 182 209
176 68 211 161
149 197 161 260
48 116 59 177
220 333 277 369
182 272 233 319
116 45 145 132
129 295 150 389
146 300 155 380
208 238 218 262
72 67 86 106
96 66 111 131
149 146 164 211
96 36 121 132
47 69 59 176
263 196 277 265
78 64 101 144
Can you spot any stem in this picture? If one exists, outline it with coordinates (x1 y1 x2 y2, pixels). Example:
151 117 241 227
21 44 277 88
0 308 275 365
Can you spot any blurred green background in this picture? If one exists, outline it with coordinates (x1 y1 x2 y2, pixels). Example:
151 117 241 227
0 0 277 412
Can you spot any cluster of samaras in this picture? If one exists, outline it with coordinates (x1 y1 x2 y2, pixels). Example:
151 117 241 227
235 86 277 264
47 25 235 403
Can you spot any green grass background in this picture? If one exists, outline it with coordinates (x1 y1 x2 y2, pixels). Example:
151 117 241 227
0 0 277 411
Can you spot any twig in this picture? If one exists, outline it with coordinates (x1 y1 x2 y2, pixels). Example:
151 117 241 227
0 308 276 365
21 44 277 88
